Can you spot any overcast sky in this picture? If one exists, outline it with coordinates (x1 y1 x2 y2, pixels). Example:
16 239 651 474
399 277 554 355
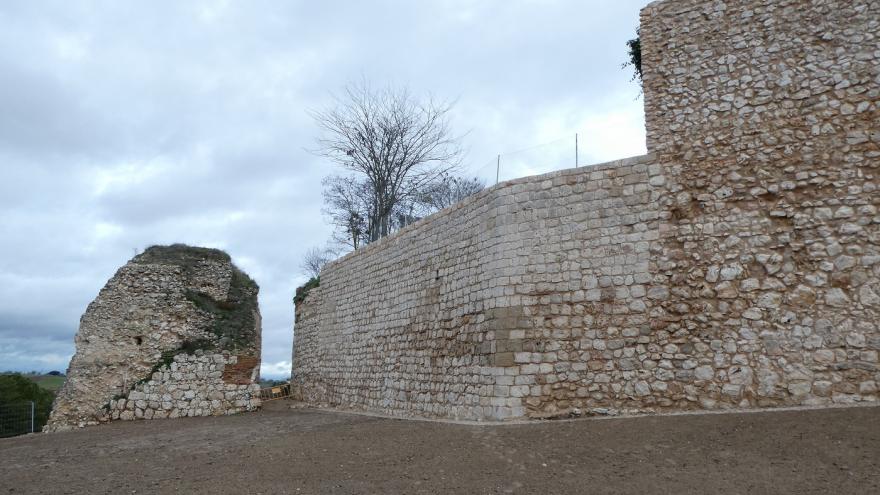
0 0 648 379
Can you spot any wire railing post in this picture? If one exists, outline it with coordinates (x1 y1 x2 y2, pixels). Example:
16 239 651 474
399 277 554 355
30 401 35 433
468 130 588 185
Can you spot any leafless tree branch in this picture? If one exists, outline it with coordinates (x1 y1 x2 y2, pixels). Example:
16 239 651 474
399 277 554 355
310 80 464 244
300 246 333 278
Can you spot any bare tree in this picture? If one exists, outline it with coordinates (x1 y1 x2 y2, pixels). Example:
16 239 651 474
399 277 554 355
322 174 428 250
322 175 370 249
300 247 333 278
311 81 464 244
418 174 485 212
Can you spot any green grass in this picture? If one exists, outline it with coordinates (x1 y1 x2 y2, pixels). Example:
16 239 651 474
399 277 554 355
29 375 65 392
183 269 259 352
134 244 231 268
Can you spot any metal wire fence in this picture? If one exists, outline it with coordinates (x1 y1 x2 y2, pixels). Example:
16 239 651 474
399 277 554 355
464 133 585 186
0 402 35 438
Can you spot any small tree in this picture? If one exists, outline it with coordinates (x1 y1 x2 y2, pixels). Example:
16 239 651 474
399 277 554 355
418 174 485 212
300 247 333 278
311 80 464 245
322 175 370 249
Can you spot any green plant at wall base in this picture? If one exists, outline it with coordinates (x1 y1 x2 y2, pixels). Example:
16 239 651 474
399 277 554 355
114 338 219 410
294 276 320 305
131 349 180 390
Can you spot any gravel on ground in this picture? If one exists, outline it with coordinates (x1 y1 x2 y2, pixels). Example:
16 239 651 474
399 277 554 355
1 402 878 494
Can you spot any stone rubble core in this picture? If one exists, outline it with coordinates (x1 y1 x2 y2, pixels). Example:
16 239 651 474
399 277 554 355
293 0 879 421
45 245 262 432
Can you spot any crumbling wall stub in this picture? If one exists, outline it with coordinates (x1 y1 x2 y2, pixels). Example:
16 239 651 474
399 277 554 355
46 245 262 431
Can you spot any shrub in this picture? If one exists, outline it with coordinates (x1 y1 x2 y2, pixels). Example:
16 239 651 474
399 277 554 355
294 277 320 305
623 28 642 84
0 373 55 434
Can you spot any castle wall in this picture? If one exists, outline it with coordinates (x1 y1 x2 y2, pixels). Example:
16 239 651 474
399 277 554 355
293 156 666 420
293 0 879 420
637 0 880 410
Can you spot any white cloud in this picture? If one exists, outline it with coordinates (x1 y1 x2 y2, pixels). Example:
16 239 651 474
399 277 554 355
260 360 292 379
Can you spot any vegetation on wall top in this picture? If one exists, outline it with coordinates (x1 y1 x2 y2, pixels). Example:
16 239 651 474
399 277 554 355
134 244 232 267
623 28 642 84
294 277 320 306
136 244 260 352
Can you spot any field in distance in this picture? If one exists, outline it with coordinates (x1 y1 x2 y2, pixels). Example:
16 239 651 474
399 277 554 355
26 374 66 392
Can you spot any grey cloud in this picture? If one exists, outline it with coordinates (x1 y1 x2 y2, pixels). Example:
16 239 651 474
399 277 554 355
0 0 648 377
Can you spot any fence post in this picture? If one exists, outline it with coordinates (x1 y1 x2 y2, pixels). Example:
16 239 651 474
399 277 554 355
496 155 500 184
30 401 34 433
575 133 579 168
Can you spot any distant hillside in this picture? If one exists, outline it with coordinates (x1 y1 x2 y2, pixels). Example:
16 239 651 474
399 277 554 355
28 374 66 392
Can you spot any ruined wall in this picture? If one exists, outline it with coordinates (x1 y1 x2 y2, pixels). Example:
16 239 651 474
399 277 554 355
106 353 260 421
293 0 879 420
46 245 261 431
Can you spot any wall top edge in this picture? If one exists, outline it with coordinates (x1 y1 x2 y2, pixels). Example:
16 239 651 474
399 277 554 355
640 0 714 16
320 152 656 273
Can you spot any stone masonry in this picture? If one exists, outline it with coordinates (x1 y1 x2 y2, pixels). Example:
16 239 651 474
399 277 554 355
639 0 880 409
293 156 663 420
45 245 261 431
292 0 879 421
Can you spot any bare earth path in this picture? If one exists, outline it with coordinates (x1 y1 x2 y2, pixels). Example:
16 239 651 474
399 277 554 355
1 402 878 494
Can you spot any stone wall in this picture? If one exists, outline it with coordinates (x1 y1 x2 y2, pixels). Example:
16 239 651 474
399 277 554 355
46 245 261 431
108 353 260 421
292 0 879 420
639 0 880 409
293 155 665 420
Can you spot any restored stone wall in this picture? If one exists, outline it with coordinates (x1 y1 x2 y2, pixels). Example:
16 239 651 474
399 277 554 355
292 173 504 420
46 245 261 431
293 0 879 420
293 156 664 420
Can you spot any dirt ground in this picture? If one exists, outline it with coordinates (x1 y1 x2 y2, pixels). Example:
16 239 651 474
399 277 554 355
1 402 878 494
